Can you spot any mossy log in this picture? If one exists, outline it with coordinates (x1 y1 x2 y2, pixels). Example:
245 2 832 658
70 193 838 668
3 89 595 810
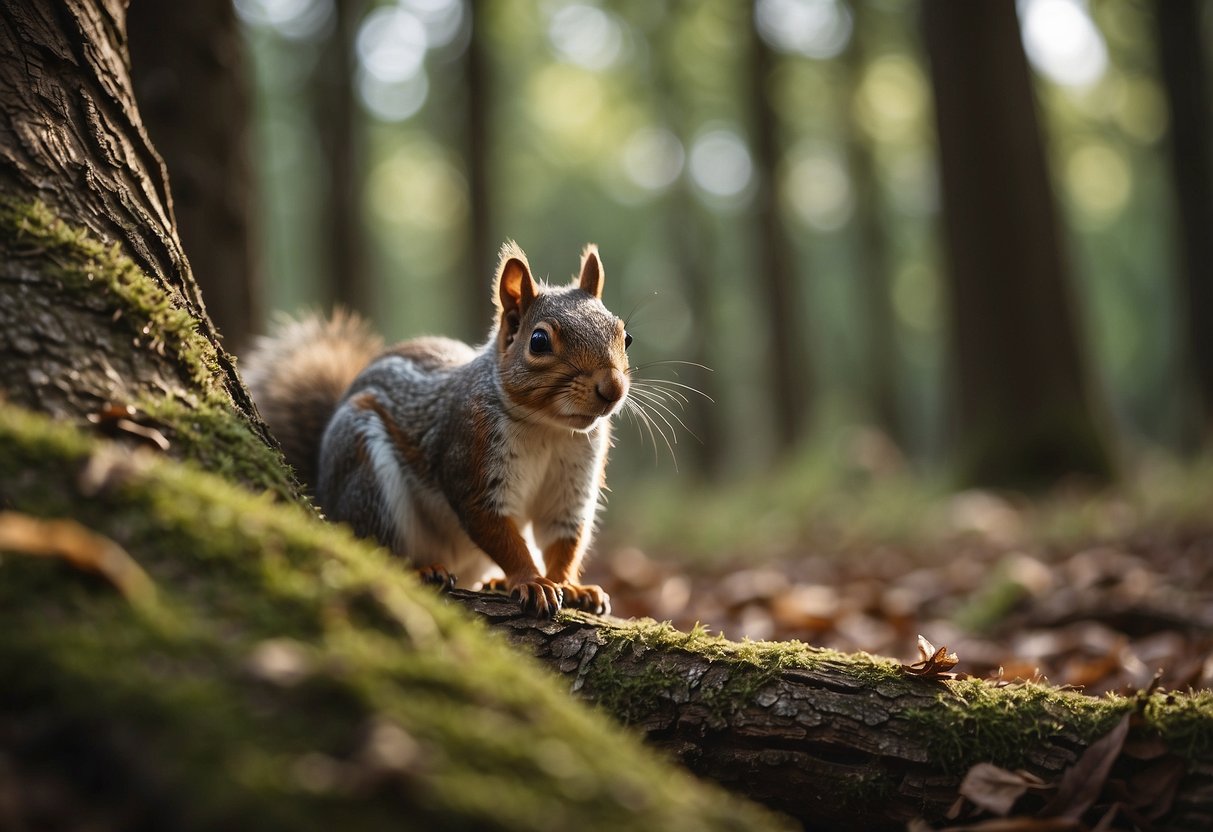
457 590 1213 830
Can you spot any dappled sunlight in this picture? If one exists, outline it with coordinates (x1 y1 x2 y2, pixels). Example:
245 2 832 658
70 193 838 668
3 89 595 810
1064 141 1132 229
1019 0 1108 88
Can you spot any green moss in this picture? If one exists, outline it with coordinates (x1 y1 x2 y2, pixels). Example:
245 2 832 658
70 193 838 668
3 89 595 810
580 616 906 727
0 403 785 831
0 199 297 500
1143 689 1213 759
903 679 1132 774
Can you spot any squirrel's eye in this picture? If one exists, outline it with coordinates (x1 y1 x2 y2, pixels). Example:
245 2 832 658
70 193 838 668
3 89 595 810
529 329 552 354
624 331 633 350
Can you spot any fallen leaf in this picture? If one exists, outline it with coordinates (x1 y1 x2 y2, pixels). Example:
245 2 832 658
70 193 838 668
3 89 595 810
1040 712 1131 820
959 763 1050 816
0 511 156 604
903 634 960 680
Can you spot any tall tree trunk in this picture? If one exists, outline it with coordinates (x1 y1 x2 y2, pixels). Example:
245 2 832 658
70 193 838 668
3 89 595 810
747 1 811 451
315 0 369 315
128 0 261 353
1156 0 1213 446
842 1 902 446
0 0 289 496
652 11 724 477
460 0 493 341
921 0 1114 488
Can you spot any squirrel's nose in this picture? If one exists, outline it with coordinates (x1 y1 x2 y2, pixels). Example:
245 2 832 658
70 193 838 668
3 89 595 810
595 369 627 404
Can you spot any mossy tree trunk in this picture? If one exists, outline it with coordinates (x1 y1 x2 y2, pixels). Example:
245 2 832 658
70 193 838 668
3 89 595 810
0 0 295 498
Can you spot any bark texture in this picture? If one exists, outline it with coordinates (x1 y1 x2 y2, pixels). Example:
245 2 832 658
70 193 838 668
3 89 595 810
922 0 1113 488
128 0 262 353
0 0 291 497
459 589 1213 831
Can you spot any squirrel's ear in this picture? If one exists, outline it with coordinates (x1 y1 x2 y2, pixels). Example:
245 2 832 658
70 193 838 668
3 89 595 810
578 244 604 299
495 240 538 321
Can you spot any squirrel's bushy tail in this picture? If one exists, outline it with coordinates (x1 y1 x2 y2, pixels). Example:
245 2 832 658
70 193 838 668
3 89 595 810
243 310 383 490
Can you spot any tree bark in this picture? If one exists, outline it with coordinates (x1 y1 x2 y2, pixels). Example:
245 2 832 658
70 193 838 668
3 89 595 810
1156 0 1213 446
0 0 289 497
458 589 1213 831
128 0 262 353
922 0 1114 489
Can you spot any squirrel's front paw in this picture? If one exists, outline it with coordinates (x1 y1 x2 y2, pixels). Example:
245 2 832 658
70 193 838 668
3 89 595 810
560 583 611 616
510 576 564 618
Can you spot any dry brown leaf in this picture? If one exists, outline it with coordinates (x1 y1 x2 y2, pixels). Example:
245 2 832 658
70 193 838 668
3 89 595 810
938 817 1083 831
0 511 156 604
1040 712 1131 820
959 763 1050 816
902 634 960 680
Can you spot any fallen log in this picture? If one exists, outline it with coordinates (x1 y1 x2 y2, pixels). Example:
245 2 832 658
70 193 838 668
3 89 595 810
456 589 1213 830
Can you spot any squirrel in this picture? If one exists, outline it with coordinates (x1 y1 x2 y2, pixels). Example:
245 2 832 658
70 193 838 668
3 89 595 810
242 241 630 618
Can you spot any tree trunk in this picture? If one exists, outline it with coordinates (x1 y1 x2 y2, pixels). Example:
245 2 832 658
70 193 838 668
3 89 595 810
128 0 262 353
458 0 493 342
842 1 902 446
315 0 370 316
1156 0 1213 446
921 0 1114 489
0 0 293 498
650 10 725 477
747 2 811 451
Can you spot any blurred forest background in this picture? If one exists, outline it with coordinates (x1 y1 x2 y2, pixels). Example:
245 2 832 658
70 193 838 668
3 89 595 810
128 0 1213 665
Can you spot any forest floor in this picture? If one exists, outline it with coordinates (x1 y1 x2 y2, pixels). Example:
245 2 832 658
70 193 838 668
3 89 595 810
590 447 1213 696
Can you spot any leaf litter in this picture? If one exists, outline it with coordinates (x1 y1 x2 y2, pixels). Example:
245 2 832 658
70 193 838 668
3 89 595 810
589 484 1213 830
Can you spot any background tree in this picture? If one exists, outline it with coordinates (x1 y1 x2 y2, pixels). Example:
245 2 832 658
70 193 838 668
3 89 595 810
747 0 811 452
921 0 1114 488
1156 0 1213 447
128 0 262 352
315 0 371 315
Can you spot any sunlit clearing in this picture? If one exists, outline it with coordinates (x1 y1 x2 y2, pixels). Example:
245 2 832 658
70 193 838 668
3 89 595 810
547 3 625 71
892 262 940 334
1064 143 1131 229
854 55 928 144
755 0 852 60
621 127 685 193
369 141 468 231
688 127 753 206
234 0 333 40
357 6 428 84
399 0 465 50
783 143 853 232
358 68 429 122
1019 0 1108 88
